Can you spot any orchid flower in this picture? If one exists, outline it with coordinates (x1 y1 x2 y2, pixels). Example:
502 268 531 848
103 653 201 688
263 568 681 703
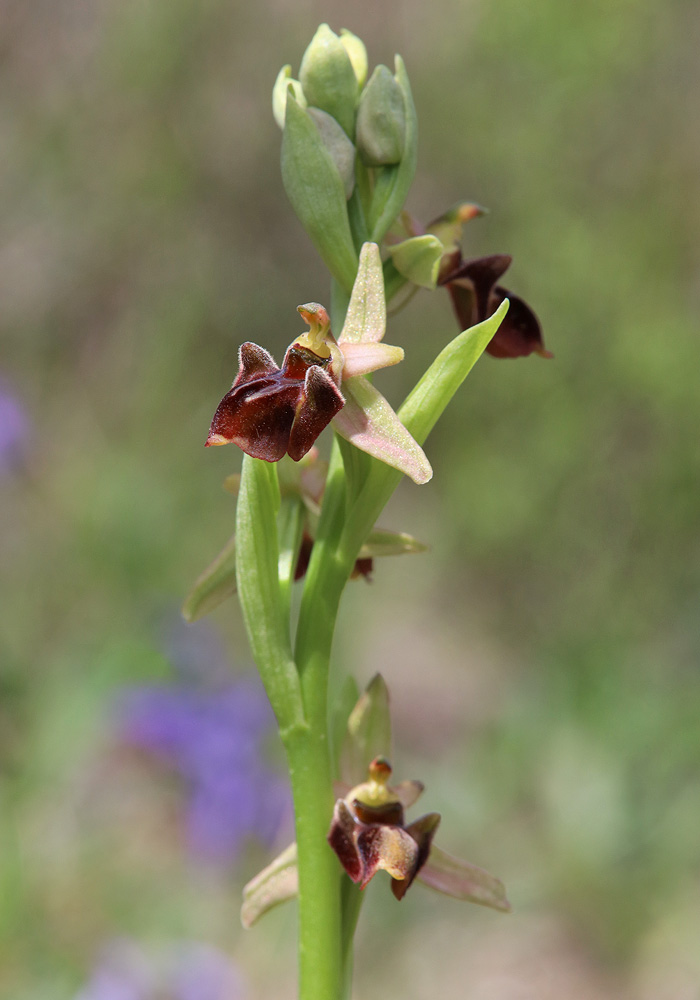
205 243 432 484
240 677 510 928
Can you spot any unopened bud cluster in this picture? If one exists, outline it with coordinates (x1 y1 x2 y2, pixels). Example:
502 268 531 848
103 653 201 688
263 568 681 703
273 25 418 294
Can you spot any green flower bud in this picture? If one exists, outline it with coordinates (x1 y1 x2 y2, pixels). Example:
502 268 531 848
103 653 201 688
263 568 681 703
339 28 368 88
367 56 417 244
281 94 358 293
388 234 444 289
299 23 359 138
306 107 356 200
356 64 406 167
272 65 306 130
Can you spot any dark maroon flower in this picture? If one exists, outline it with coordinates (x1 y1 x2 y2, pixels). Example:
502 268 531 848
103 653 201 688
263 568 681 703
438 250 551 359
205 333 344 463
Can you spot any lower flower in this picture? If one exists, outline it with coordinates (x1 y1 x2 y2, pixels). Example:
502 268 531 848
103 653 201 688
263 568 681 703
327 756 439 900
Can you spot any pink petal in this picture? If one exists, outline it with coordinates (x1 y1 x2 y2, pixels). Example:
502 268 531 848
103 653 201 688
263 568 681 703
340 342 404 377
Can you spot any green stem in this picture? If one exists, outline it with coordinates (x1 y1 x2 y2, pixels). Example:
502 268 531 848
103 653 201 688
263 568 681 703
282 727 345 1000
283 280 364 1000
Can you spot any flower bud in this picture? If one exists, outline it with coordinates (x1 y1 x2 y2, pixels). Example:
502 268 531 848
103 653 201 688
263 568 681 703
366 57 417 244
306 107 356 200
272 65 306 130
339 28 368 88
299 24 359 138
356 64 406 167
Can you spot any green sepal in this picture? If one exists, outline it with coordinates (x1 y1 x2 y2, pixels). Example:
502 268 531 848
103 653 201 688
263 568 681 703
272 65 306 129
356 64 406 167
181 532 237 623
341 673 393 785
282 95 359 294
299 24 359 138
367 56 417 245
359 528 428 559
241 843 299 928
306 107 356 200
387 234 444 289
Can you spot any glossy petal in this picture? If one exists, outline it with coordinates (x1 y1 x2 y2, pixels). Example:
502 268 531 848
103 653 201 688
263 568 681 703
206 339 344 463
287 365 344 461
332 376 433 485
234 341 280 386
207 377 299 461
418 844 511 912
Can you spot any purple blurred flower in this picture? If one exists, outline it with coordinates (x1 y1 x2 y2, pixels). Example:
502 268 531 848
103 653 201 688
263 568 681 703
0 381 29 475
117 671 290 862
75 939 245 1000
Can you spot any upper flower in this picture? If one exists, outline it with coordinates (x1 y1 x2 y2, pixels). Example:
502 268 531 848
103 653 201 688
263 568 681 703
205 313 345 464
206 243 432 484
438 249 551 360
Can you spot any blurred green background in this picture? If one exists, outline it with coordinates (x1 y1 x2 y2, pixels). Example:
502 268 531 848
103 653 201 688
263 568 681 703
2 0 699 996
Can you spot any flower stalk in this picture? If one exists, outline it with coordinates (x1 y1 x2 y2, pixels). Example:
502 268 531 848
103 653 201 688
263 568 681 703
188 23 546 1000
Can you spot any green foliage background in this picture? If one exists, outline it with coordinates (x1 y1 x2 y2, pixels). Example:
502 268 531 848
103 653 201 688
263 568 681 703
1 0 699 996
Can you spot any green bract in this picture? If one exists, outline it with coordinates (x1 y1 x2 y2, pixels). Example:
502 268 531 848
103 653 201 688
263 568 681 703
281 95 359 294
306 108 356 200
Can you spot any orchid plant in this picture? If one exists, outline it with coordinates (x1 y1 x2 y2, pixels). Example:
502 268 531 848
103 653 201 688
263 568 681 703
185 24 547 1000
